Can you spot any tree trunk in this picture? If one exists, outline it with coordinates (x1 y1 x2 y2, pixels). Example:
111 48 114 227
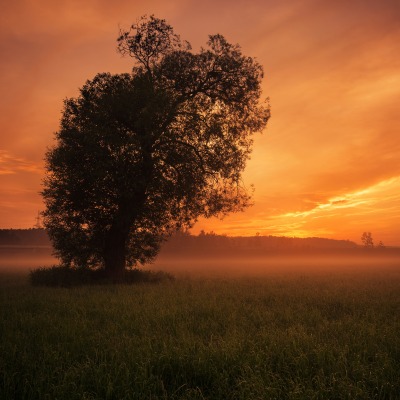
103 227 128 281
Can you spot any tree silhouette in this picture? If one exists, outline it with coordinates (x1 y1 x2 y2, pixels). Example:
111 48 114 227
42 16 270 277
361 232 374 248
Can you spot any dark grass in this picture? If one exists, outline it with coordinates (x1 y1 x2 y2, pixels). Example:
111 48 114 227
1 268 400 399
29 265 174 287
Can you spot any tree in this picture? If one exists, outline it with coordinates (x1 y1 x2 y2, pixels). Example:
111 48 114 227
42 16 270 277
361 232 374 248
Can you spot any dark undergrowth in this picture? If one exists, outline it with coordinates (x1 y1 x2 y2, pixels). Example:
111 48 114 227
30 265 174 287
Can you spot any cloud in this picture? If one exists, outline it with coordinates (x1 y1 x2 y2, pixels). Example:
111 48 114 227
1 0 400 243
259 177 400 242
194 176 400 245
0 151 43 175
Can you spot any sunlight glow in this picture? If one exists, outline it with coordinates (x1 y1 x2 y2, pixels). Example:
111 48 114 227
1 0 400 244
266 177 400 242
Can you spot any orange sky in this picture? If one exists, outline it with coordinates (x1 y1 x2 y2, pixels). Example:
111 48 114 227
1 0 400 245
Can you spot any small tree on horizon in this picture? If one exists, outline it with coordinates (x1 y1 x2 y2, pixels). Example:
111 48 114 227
361 232 374 248
42 16 270 277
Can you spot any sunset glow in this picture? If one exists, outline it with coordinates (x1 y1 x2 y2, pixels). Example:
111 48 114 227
1 0 400 245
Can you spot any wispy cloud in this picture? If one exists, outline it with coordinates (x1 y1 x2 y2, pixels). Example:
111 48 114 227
1 0 400 240
0 150 43 175
263 177 400 240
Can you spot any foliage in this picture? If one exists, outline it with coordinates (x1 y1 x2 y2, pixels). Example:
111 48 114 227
361 232 374 248
2 272 400 399
42 15 270 274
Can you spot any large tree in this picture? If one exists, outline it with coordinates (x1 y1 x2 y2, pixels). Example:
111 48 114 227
42 16 270 277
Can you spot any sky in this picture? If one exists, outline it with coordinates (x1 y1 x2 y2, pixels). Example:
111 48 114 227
1 0 400 245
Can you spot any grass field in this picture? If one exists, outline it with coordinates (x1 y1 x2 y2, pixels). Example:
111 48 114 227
1 263 400 399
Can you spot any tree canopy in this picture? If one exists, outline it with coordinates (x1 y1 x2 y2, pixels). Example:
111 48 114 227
42 16 270 276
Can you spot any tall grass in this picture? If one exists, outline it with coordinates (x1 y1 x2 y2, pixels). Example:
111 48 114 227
29 265 174 287
1 269 400 399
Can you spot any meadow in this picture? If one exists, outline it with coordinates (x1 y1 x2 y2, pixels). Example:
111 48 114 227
1 257 400 399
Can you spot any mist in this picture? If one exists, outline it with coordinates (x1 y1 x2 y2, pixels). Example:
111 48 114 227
1 246 399 280
154 254 400 279
1 228 399 278
0 248 56 273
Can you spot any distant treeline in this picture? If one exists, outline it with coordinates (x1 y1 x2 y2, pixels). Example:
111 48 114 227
0 229 51 247
159 230 362 258
0 228 358 250
2 228 398 258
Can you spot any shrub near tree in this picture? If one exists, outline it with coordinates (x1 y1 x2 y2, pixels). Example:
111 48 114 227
42 16 270 278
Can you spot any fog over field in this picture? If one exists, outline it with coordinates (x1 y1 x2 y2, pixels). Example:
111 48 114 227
1 246 399 280
0 250 56 273
1 229 399 277
156 254 400 278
